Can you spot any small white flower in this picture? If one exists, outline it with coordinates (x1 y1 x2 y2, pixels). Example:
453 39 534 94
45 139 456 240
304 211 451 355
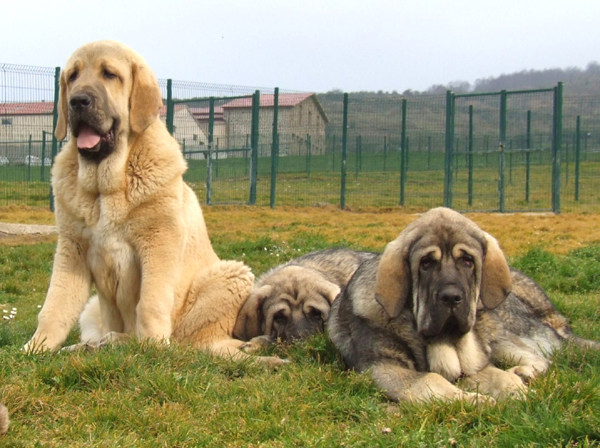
2 316 9 320
2 310 7 314
37 305 42 308
12 308 16 311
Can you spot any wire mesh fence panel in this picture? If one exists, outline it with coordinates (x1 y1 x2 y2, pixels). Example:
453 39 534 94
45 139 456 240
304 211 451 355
560 96 600 212
0 64 56 206
269 93 347 207
403 95 447 210
452 90 556 212
1 63 600 212
503 91 555 212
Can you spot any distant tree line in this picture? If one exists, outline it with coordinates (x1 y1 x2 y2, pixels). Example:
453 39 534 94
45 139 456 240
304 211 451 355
326 62 600 97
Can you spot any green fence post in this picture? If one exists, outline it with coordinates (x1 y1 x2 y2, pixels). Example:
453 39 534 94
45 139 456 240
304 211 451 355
166 79 174 135
427 135 432 170
383 135 388 171
359 135 362 171
206 96 215 205
468 105 474 206
340 93 349 210
498 90 507 212
575 115 581 201
509 140 513 185
443 91 455 208
552 82 563 214
525 110 531 202
307 134 312 179
400 98 407 206
41 131 47 182
270 87 279 209
245 134 250 176
331 134 336 170
454 137 460 183
249 90 260 205
354 135 360 180
49 66 60 211
406 136 410 171
215 137 219 179
27 134 32 182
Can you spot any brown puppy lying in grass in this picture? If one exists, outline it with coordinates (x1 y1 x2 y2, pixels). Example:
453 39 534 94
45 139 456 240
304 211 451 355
235 248 377 348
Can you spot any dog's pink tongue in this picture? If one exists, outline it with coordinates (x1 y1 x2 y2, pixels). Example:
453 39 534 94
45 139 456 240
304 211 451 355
77 125 101 149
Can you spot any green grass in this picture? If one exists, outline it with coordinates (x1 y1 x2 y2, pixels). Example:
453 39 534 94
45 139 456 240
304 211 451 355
1 237 600 446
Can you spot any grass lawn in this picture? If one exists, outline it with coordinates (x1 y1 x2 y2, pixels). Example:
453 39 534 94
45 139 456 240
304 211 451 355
0 207 599 446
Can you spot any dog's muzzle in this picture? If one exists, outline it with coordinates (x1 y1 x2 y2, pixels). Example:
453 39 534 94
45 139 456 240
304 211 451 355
69 92 119 162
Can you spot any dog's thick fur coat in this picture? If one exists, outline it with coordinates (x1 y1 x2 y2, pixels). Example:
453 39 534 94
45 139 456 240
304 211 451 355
24 41 281 365
234 249 377 346
328 207 599 403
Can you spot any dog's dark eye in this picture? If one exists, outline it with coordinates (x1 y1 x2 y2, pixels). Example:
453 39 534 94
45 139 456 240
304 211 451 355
308 308 323 321
103 69 118 80
273 311 287 325
420 258 434 270
461 256 474 268
68 70 78 82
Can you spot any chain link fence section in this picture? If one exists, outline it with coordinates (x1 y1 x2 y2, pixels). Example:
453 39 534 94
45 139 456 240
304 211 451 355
1 63 599 213
0 64 57 206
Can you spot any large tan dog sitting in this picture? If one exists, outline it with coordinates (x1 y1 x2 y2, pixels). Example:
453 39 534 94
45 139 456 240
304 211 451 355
24 41 281 365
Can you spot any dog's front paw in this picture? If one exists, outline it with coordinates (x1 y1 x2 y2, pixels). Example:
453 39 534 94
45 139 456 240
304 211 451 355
240 335 276 353
23 338 51 354
461 390 497 406
60 342 100 353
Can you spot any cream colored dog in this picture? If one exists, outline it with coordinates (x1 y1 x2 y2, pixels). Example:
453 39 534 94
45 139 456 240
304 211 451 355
24 41 282 365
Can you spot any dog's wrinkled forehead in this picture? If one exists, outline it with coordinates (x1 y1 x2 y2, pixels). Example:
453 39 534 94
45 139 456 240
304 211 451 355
403 208 487 263
65 41 135 85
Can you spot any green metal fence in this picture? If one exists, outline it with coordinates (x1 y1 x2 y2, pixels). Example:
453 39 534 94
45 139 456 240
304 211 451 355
1 63 599 213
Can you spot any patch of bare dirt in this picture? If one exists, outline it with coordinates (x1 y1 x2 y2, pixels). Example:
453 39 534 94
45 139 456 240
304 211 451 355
2 205 599 255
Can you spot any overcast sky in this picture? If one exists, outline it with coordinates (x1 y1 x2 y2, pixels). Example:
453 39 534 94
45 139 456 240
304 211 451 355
2 0 599 93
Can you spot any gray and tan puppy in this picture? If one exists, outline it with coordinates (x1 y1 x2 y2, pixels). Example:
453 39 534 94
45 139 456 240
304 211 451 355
234 248 377 347
328 207 599 404
0 403 8 435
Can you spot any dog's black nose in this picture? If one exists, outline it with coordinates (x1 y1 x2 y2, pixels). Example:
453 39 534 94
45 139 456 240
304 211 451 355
69 93 93 110
439 288 463 308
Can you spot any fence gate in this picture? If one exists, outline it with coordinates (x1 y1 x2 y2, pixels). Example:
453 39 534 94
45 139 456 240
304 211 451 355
165 83 260 205
444 84 562 213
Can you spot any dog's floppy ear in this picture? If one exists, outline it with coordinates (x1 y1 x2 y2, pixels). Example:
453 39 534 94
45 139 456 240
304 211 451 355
480 233 511 309
232 285 273 341
54 71 68 140
129 60 162 134
315 278 341 305
375 238 411 318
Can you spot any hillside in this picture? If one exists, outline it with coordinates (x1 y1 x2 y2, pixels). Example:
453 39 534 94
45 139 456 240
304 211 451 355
329 62 600 97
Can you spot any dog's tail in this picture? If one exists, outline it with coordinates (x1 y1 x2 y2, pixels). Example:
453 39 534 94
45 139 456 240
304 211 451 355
0 403 9 435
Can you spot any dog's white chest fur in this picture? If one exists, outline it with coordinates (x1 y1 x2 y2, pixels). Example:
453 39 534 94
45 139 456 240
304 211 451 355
85 221 140 331
426 332 489 382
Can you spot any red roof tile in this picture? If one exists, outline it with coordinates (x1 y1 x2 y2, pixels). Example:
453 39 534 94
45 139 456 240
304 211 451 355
223 93 314 108
0 102 54 115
